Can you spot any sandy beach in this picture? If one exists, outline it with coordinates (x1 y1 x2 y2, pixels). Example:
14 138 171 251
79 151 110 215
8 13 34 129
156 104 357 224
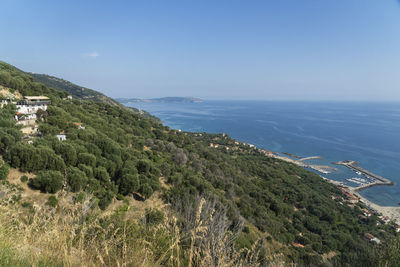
349 189 400 225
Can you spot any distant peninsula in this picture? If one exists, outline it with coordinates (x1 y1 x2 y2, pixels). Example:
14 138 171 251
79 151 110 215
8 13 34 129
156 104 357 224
116 97 203 104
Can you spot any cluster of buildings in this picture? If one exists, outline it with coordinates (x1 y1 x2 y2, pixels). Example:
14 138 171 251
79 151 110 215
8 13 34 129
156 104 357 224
1 94 83 140
11 96 51 136
336 186 400 244
338 187 359 204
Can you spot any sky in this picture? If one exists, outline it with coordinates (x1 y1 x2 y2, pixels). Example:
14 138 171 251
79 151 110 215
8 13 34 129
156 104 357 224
1 0 400 101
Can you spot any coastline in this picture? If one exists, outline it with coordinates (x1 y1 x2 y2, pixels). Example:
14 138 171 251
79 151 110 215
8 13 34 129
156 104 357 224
265 150 400 223
351 189 400 224
126 101 400 223
321 176 400 224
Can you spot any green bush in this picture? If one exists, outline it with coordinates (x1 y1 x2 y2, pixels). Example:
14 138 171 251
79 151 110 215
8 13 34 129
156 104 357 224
20 175 28 183
47 195 58 207
29 170 64 193
140 184 153 199
75 192 86 203
66 167 87 192
0 162 10 180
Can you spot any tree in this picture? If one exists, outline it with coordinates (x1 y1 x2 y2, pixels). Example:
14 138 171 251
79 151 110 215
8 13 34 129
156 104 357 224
78 153 96 168
174 148 188 165
94 166 110 183
0 162 9 180
57 143 77 166
29 170 64 193
66 166 87 192
137 159 151 174
118 174 139 195
140 183 153 199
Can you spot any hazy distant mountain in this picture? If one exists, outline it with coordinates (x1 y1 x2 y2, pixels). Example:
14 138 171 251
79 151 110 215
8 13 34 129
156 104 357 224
116 97 203 104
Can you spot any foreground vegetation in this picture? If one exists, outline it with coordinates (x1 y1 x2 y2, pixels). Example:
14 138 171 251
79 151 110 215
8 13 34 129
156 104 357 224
1 60 400 265
0 188 264 267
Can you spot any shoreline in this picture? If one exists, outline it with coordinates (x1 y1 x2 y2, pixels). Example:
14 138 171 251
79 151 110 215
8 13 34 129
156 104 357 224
349 188 400 224
321 178 400 224
126 102 400 223
266 151 400 223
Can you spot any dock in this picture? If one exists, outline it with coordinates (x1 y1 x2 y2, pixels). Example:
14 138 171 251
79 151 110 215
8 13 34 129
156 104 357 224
298 156 323 162
271 154 337 174
334 160 394 190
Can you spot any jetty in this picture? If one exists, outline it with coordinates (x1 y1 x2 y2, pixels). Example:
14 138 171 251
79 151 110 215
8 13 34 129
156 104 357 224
298 156 323 162
271 154 337 174
334 160 394 190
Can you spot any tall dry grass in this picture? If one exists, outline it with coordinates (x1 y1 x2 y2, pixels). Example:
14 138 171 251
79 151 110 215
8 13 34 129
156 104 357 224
0 192 283 266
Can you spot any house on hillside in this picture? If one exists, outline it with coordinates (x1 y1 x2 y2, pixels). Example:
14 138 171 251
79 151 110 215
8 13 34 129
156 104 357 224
16 96 51 114
72 122 85 130
14 113 37 126
364 233 381 244
56 134 67 141
15 96 51 127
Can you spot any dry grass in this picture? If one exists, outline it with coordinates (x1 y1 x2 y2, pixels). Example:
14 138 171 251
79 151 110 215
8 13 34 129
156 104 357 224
0 182 282 267
0 193 160 267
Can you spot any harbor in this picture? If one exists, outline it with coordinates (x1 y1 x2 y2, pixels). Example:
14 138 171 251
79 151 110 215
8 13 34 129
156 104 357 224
334 160 394 191
268 152 394 191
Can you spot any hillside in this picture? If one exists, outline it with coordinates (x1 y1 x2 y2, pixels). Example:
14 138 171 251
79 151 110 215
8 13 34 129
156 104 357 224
0 60 399 266
30 72 157 120
31 73 119 105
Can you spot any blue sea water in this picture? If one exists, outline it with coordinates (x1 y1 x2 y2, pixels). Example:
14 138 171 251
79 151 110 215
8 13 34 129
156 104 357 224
128 101 400 206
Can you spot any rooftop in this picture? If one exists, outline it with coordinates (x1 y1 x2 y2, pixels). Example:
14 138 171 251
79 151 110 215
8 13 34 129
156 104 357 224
24 96 50 100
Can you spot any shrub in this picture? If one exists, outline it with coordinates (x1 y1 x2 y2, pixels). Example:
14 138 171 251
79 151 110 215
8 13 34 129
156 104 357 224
47 195 58 207
174 148 188 165
140 183 153 199
0 162 9 180
20 175 28 183
75 192 86 203
66 167 87 192
118 174 139 196
29 170 64 193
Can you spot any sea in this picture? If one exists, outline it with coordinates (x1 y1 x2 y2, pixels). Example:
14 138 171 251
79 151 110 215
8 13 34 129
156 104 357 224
127 100 400 207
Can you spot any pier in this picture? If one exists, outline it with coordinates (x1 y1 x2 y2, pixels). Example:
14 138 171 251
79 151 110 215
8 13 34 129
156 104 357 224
271 154 336 174
334 160 394 190
298 156 323 162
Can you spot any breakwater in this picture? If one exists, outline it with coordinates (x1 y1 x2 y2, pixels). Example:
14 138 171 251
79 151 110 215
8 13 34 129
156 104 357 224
334 160 394 190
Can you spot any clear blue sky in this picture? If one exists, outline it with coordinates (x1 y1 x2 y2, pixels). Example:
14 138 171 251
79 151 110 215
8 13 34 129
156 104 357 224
1 0 400 100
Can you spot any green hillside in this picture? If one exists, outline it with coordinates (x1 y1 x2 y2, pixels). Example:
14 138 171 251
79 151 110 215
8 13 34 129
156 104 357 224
0 61 398 266
30 72 157 120
31 73 118 105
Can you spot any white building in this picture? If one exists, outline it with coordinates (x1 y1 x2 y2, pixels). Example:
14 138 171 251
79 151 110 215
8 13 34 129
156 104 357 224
56 134 67 141
16 96 51 114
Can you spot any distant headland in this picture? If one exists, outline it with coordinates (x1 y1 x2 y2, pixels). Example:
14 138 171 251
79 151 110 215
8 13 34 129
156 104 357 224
116 97 203 104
